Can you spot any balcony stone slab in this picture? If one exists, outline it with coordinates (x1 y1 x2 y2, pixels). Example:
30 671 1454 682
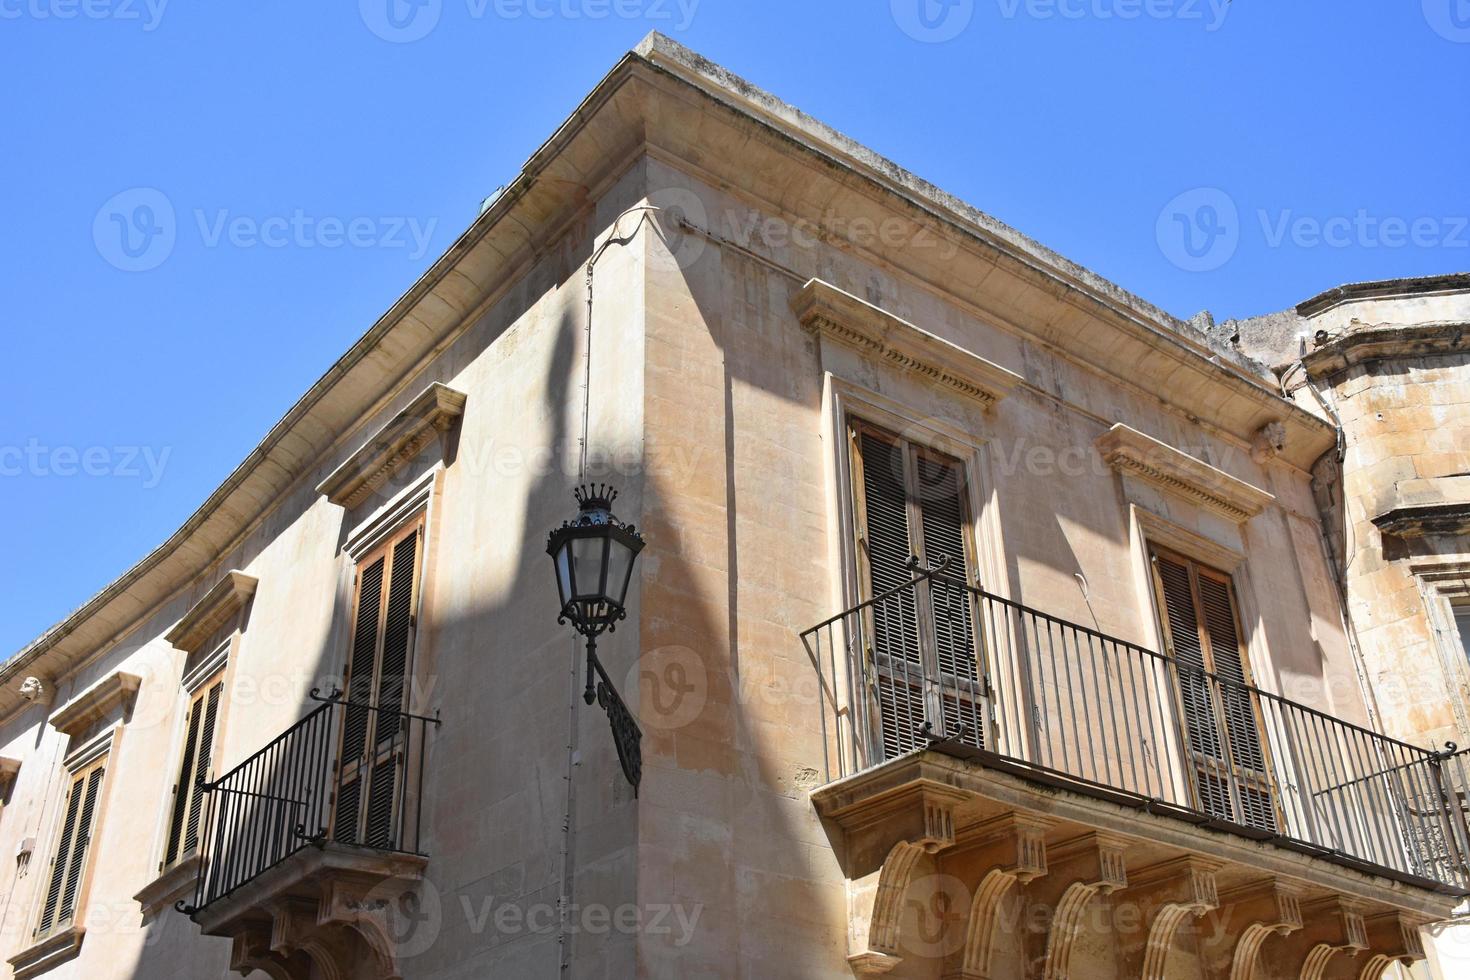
813 752 1452 979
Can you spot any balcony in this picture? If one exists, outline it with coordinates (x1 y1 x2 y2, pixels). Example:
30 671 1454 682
177 691 438 980
803 565 1469 977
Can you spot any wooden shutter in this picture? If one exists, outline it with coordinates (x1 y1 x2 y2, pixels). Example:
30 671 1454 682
851 422 984 760
164 675 224 868
36 758 106 938
335 518 422 848
1151 546 1276 831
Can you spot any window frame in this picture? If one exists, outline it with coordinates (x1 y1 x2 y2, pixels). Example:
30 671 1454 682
32 731 114 943
160 666 226 872
1147 542 1283 830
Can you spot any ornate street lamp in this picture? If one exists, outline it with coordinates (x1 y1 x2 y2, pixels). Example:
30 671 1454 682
547 485 645 792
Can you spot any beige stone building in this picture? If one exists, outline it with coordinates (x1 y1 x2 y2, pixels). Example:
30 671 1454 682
0 33 1466 980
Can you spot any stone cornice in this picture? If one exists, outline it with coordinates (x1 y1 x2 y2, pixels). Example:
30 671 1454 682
316 383 466 509
790 278 1022 409
1303 322 1469 379
164 571 258 654
1296 273 1470 318
49 671 141 739
1096 424 1274 523
1373 477 1470 539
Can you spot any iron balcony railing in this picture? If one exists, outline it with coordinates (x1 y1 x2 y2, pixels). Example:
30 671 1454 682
178 690 439 916
802 564 1470 894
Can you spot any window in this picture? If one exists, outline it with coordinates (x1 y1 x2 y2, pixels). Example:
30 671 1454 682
161 673 224 870
335 516 423 847
1149 545 1277 831
849 420 986 760
35 756 106 939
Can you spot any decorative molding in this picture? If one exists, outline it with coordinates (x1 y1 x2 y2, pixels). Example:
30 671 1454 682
49 672 140 739
1120 856 1222 980
1214 879 1304 980
0 756 20 797
1408 557 1470 600
1027 832 1130 980
166 571 258 654
791 278 1023 410
7 925 84 980
316 382 466 509
1301 321 1470 379
849 841 926 977
1373 477 1470 538
1096 423 1274 523
134 855 203 918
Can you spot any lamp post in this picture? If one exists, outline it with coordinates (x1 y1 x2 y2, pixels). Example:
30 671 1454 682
547 485 645 793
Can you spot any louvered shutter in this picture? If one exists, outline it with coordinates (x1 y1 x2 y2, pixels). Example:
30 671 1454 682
858 429 925 760
57 766 104 927
335 520 421 848
164 699 202 866
366 531 418 847
915 452 983 749
336 555 385 845
37 779 81 936
183 682 222 855
1196 573 1275 831
1152 548 1276 831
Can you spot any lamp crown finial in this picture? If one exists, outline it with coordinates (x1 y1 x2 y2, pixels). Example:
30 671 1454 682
574 483 618 512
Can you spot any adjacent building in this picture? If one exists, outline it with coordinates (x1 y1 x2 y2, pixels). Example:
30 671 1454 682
0 34 1465 980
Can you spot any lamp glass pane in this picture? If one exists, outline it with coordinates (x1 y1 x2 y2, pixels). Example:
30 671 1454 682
571 534 607 601
605 538 636 607
553 544 572 608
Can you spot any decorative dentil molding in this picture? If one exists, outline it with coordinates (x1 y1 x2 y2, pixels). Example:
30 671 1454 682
1095 423 1274 523
165 570 258 654
790 278 1023 411
317 382 467 510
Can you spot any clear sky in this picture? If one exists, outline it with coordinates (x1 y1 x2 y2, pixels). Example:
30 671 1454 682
1 1 1466 655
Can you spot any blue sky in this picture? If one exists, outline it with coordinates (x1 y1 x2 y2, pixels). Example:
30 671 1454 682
1 1 1466 654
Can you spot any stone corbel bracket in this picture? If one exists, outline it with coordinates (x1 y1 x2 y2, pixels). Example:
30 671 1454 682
48 671 142 739
1355 910 1430 978
1205 878 1304 980
165 570 258 654
1021 831 1130 980
844 781 969 977
1118 855 1223 980
790 278 1023 411
1095 423 1275 523
1291 896 1369 980
945 812 1056 980
317 382 467 509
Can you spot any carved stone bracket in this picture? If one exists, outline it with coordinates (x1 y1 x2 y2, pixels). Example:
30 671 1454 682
942 813 1056 980
1021 832 1130 980
846 783 967 977
1290 897 1368 980
1350 911 1429 980
1117 855 1222 980
1202 878 1304 980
